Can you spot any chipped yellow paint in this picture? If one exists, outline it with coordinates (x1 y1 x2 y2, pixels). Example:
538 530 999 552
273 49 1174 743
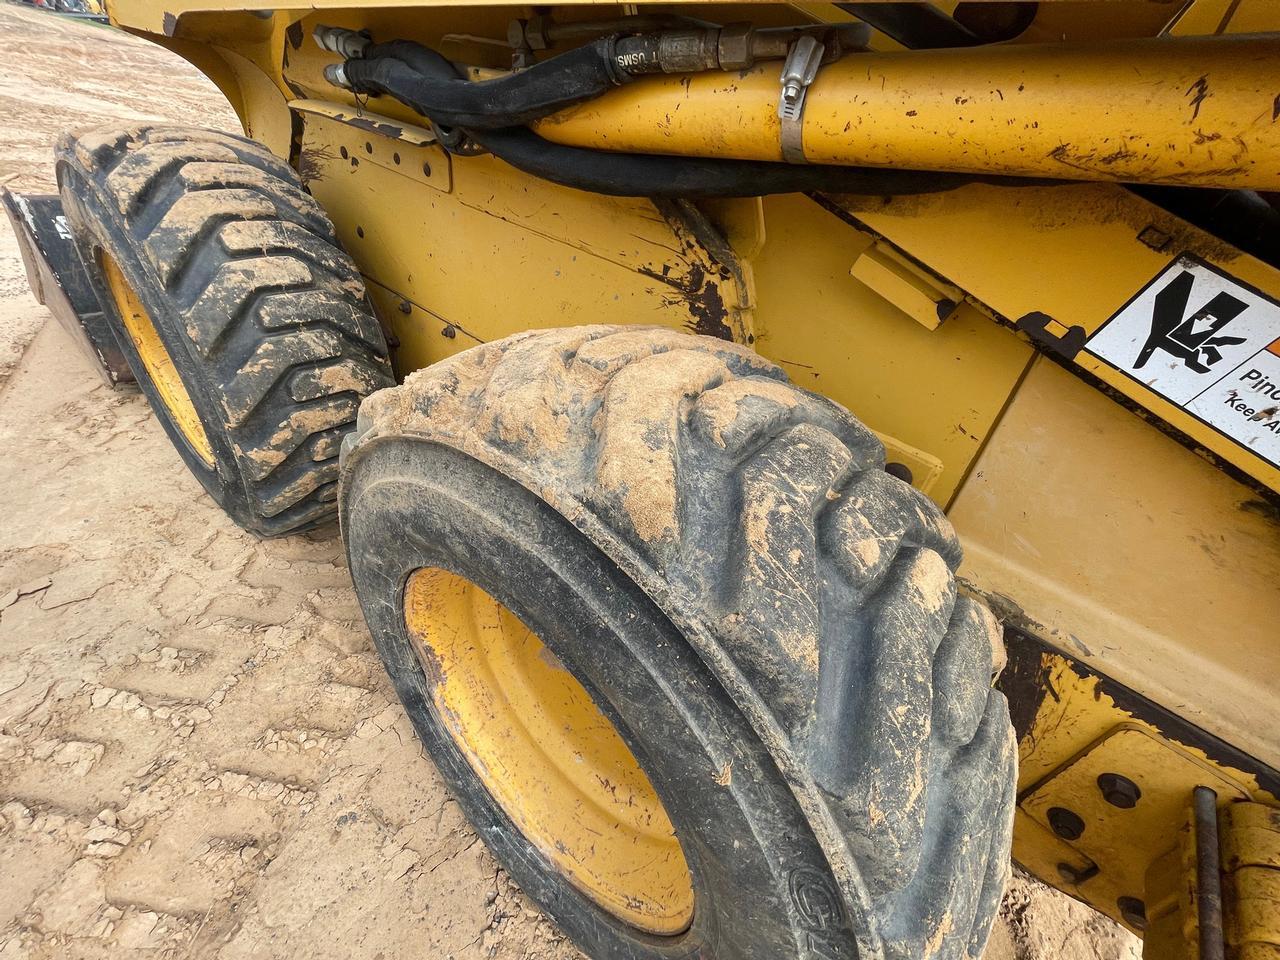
101 253 214 466
953 359 1280 774
402 568 694 935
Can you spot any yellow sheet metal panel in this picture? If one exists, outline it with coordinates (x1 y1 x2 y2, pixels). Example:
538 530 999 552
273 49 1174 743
290 99 453 192
952 357 1280 770
292 107 1032 504
838 183 1280 495
1168 0 1280 36
747 193 1034 504
535 35 1280 190
106 0 653 35
294 106 752 376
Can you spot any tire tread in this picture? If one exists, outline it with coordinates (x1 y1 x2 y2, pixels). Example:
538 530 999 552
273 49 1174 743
346 325 1014 958
56 124 393 537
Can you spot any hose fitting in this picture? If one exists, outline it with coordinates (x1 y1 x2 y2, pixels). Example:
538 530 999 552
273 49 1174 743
611 22 867 76
323 62 352 89
313 25 372 60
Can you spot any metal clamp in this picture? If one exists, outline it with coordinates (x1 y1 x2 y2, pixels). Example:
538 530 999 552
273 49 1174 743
777 35 823 164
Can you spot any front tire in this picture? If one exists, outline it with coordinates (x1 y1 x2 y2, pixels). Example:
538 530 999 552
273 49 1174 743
341 325 1016 959
56 125 393 536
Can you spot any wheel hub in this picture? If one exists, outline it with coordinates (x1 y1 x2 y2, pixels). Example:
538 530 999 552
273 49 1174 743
402 567 695 935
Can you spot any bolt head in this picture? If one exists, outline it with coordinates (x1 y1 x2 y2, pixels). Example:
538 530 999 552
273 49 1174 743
1117 896 1147 930
885 461 914 485
1047 806 1085 841
1097 773 1141 809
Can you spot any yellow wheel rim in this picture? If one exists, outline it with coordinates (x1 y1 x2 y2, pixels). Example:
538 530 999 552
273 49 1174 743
403 568 695 935
101 253 215 466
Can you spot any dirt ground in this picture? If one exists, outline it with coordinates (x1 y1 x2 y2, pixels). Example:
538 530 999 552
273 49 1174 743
0 4 1142 958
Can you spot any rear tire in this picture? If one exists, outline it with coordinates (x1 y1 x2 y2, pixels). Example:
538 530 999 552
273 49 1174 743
341 325 1016 959
56 125 393 536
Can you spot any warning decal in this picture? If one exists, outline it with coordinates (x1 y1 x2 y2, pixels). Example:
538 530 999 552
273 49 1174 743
1085 255 1280 469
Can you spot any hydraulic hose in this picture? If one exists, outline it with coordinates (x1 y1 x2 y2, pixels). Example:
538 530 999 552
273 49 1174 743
467 126 986 198
343 39 625 130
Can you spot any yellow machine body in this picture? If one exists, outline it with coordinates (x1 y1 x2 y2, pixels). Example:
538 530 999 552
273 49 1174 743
99 0 1280 952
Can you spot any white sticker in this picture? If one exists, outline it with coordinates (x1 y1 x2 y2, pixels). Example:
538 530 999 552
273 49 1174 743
1085 255 1280 468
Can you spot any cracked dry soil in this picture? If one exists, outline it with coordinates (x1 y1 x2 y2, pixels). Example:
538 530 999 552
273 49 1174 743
0 4 1139 958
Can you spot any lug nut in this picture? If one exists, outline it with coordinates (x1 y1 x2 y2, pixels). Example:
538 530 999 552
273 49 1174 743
1117 896 1147 930
1097 773 1141 809
1047 806 1085 841
884 461 914 485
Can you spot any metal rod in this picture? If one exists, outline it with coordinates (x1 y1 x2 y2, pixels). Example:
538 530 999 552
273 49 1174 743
1193 785 1226 960
531 34 1280 190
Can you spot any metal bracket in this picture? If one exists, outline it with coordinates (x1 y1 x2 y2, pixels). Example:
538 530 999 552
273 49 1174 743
777 35 823 164
1 190 134 387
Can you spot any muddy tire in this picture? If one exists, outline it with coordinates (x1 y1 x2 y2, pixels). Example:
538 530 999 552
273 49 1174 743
55 125 393 536
340 325 1016 960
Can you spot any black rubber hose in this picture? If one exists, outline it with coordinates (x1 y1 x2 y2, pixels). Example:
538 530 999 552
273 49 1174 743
344 38 623 130
466 126 987 198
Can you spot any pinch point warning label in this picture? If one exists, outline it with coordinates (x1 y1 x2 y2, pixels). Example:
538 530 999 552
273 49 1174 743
1085 255 1280 470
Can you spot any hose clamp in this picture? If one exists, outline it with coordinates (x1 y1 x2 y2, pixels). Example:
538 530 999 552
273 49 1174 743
777 35 823 164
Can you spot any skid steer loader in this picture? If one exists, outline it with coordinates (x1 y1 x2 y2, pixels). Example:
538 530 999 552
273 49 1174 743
5 1 1278 957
